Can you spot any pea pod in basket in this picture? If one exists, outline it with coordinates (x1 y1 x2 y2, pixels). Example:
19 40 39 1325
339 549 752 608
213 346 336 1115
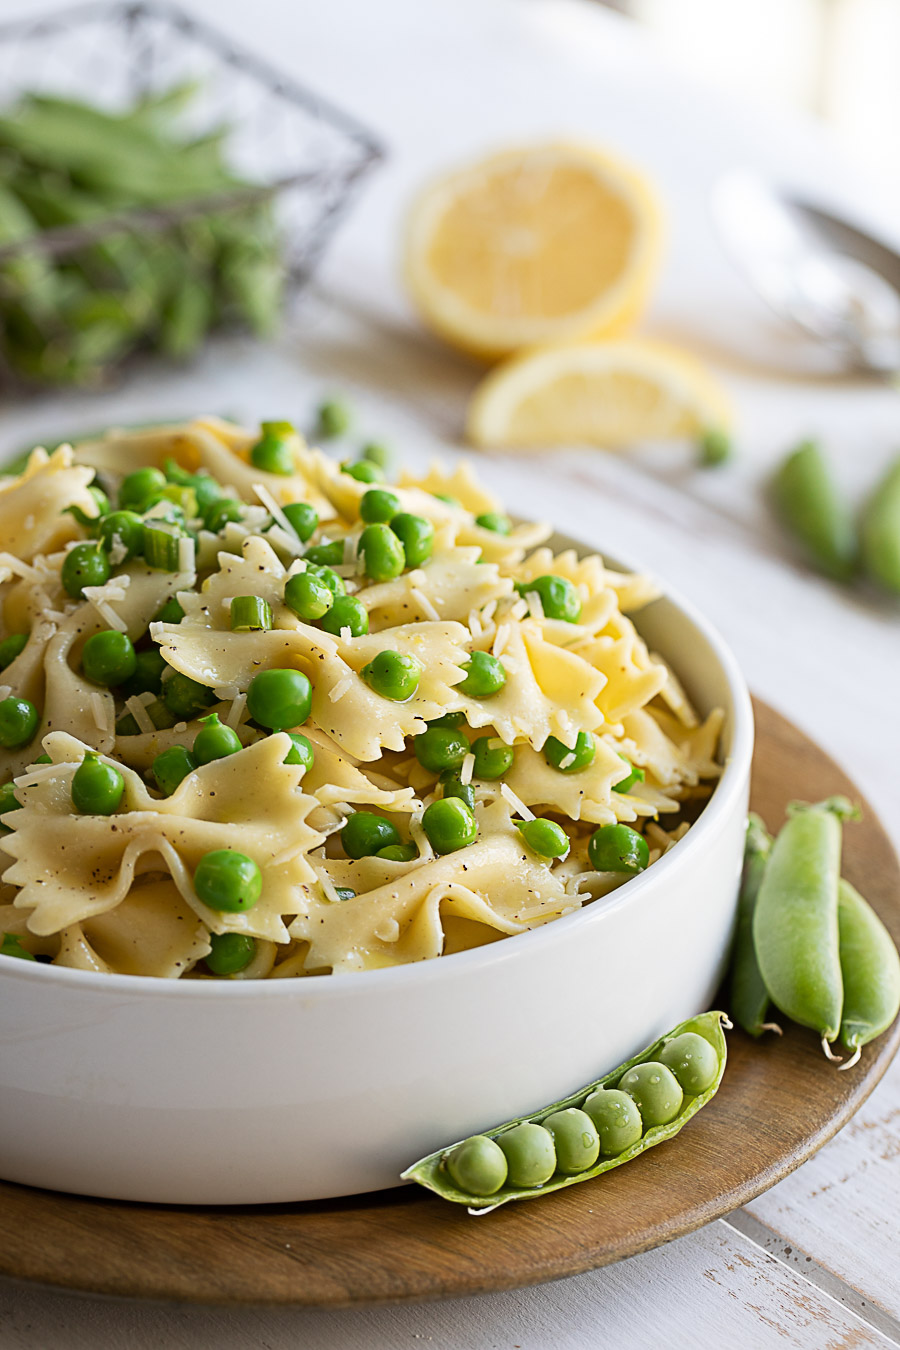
402 1010 729 1213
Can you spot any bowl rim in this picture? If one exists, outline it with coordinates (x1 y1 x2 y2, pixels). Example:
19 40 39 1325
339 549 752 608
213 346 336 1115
0 541 754 1002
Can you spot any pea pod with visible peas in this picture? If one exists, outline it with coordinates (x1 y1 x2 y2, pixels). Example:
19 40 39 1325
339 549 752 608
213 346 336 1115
728 814 782 1038
836 879 900 1070
401 1010 729 1212
752 796 860 1059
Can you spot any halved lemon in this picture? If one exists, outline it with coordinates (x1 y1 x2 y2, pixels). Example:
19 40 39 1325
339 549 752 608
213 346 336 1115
404 143 663 361
466 339 732 450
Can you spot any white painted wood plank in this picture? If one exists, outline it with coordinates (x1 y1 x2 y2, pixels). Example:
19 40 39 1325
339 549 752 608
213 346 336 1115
745 1057 900 1323
0 1220 894 1350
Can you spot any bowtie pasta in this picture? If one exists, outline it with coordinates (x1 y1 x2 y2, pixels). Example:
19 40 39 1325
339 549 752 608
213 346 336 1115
0 418 723 979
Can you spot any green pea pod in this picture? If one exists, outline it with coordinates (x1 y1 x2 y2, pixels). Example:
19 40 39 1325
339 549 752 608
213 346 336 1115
729 814 779 1037
402 1010 729 1213
837 879 900 1069
772 440 857 582
753 796 860 1055
860 456 900 596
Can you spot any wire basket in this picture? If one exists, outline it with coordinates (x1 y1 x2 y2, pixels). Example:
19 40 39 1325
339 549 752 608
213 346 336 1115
0 0 384 392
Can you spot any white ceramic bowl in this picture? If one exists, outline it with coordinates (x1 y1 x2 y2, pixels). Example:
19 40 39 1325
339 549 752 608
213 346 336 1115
0 544 753 1205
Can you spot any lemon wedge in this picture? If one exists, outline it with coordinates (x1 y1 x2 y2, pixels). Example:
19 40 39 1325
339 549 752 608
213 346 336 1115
466 338 732 450
404 143 663 361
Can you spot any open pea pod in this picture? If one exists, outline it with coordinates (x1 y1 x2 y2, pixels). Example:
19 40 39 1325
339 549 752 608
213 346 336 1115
402 1009 729 1213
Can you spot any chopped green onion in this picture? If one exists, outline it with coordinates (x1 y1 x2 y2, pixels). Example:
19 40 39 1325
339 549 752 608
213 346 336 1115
143 521 183 571
230 595 273 632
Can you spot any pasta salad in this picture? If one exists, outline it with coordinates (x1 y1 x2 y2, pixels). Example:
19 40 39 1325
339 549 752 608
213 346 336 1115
0 418 722 978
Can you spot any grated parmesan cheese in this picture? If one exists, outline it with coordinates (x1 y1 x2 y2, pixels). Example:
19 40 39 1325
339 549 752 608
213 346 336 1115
177 535 195 572
501 782 535 821
329 677 352 703
214 683 240 701
558 752 576 770
225 693 247 729
252 482 294 537
460 752 475 786
90 692 110 734
468 609 482 639
524 589 543 620
509 598 528 621
14 763 62 790
316 866 341 904
0 684 11 703
410 588 440 622
124 696 155 734
492 622 512 658
340 626 352 641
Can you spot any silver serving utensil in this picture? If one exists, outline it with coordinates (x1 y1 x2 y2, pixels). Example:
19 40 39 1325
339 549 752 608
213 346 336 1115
712 169 900 374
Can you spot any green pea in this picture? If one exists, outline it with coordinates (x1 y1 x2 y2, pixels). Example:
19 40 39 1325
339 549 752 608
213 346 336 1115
699 427 732 467
81 630 137 688
544 732 595 773
341 810 401 860
193 713 242 765
377 842 418 862
119 466 166 512
0 633 28 670
362 650 422 701
390 513 434 568
362 441 391 469
359 522 405 582
250 432 295 477
155 597 185 624
118 649 167 700
458 650 506 699
61 542 110 599
306 563 345 598
496 1123 557 1188
342 460 383 484
152 745 197 796
0 933 35 961
194 849 262 913
472 735 514 780
98 510 144 562
284 571 334 622
439 769 475 813
360 488 400 524
283 732 314 772
430 712 467 729
246 668 312 731
422 796 477 854
89 485 111 517
475 512 512 535
582 1089 643 1156
116 713 141 737
164 461 222 516
414 726 469 774
517 575 582 623
517 818 569 859
204 498 244 532
319 593 369 637
445 1136 508 1197
0 696 38 749
0 779 22 823
541 1108 600 1174
71 752 124 816
612 755 644 793
33 754 52 765
160 671 216 721
659 1032 720 1096
205 932 256 976
282 501 318 542
618 1062 683 1127
588 824 649 875
304 539 344 567
316 398 351 439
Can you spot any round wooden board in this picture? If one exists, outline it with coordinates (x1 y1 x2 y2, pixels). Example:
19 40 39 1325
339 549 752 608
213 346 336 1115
2 698 898 1308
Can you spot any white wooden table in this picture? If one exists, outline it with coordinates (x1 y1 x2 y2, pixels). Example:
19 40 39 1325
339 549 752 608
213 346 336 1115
1 0 899 1345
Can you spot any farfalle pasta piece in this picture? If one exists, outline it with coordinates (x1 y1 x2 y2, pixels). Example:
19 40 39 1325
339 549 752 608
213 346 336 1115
503 736 631 825
72 878 210 978
452 620 605 748
0 447 97 562
513 545 660 616
291 798 571 972
302 727 416 812
360 546 513 628
398 459 503 516
573 613 668 726
5 732 324 944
